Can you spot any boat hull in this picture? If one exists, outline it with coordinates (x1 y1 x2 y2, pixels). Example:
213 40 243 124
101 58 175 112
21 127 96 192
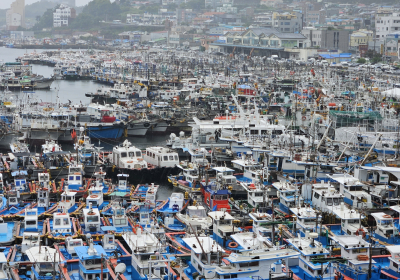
87 124 125 140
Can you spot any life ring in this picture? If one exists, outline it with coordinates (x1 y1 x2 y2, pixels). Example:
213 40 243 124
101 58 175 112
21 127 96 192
355 228 366 238
138 158 143 161
91 195 98 198
228 242 238 248
302 116 306 121
383 214 392 218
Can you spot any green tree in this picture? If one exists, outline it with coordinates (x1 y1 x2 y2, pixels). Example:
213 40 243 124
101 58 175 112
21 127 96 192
32 6 58 31
357 58 366 64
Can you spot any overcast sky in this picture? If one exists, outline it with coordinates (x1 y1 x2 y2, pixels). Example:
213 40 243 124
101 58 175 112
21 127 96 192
0 0 92 9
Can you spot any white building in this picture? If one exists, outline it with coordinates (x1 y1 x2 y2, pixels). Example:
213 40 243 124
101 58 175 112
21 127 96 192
375 11 400 39
53 4 76 27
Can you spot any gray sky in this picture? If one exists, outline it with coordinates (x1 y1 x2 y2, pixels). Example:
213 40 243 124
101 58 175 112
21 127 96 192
0 0 92 9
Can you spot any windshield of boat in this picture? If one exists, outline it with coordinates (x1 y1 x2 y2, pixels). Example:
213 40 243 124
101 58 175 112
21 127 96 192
87 215 99 222
188 209 207 218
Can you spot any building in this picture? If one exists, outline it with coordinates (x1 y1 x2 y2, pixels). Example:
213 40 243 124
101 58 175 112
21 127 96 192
205 0 233 9
53 4 76 27
10 31 34 40
168 33 195 46
6 0 25 31
217 4 237 14
210 27 308 57
305 10 326 26
272 12 303 33
176 9 196 24
350 29 373 50
302 27 350 51
375 11 400 39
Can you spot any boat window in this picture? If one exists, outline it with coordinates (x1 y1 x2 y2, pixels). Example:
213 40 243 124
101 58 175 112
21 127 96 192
87 215 99 222
69 240 82 247
350 186 363 192
69 176 74 181
108 237 114 243
250 130 258 135
26 220 36 225
141 214 149 219
63 218 69 225
164 156 168 161
129 152 135 157
114 218 126 226
255 193 263 197
326 198 333 206
169 156 174 160
55 218 61 226
219 220 230 225
239 261 259 267
333 198 339 205
25 235 38 241
76 176 81 181
136 151 141 157
313 192 320 199
175 155 178 160
121 152 127 158
348 219 359 224
188 209 207 217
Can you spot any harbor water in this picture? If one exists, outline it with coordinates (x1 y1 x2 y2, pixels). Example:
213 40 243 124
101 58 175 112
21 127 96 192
0 47 176 198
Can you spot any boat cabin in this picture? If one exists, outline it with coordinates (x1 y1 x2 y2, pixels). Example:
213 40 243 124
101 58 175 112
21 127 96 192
111 140 148 169
311 181 344 213
242 182 270 209
287 232 333 280
102 233 117 251
371 212 397 243
330 235 372 270
332 203 364 235
145 183 157 208
386 245 400 275
74 236 110 280
122 229 167 280
21 232 40 253
328 174 372 209
7 190 20 206
176 205 211 233
26 246 61 280
215 249 299 279
83 204 101 232
182 236 225 279
37 173 50 208
169 192 184 212
290 206 318 235
272 181 303 214
65 237 83 257
25 208 39 230
112 205 128 228
51 212 72 234
0 174 4 192
144 146 179 168
14 177 27 192
67 171 83 191
117 174 129 190
208 211 240 247
58 186 77 212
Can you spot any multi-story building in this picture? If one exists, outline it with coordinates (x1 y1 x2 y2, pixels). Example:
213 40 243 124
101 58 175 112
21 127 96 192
375 11 400 39
217 4 237 14
272 12 303 33
176 9 197 24
350 29 373 50
6 0 25 31
53 4 76 27
205 0 233 9
305 10 326 26
210 27 308 57
301 27 350 51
